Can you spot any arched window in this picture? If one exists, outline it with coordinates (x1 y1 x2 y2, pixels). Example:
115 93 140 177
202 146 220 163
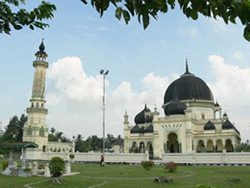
39 126 45 137
36 103 39 108
27 126 32 135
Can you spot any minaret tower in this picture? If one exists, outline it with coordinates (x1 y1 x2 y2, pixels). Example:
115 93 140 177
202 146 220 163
23 40 49 151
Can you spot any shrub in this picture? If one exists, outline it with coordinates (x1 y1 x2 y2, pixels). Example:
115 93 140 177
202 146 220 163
24 168 31 172
49 157 65 177
164 162 177 173
38 164 44 169
2 161 9 170
141 160 154 170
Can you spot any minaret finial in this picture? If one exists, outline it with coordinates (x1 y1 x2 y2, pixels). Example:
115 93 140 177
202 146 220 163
39 39 45 52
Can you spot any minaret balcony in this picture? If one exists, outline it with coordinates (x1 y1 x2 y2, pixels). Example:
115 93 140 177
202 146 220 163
26 107 48 114
33 61 48 68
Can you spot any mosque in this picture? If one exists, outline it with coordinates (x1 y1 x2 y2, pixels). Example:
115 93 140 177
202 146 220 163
21 41 241 161
123 62 241 159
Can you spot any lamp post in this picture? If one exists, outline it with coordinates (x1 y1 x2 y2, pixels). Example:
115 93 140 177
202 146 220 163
100 69 109 162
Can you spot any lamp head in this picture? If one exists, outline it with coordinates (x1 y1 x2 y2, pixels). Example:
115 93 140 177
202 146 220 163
100 69 104 74
104 70 109 75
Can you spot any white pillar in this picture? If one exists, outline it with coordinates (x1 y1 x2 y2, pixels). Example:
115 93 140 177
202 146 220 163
22 148 27 168
32 161 38 176
65 162 71 175
44 163 50 177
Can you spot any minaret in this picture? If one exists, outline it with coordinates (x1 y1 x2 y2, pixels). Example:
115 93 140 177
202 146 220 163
123 111 130 153
23 40 49 151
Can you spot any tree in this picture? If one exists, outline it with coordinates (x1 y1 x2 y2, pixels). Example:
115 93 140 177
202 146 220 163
87 135 103 152
2 114 27 142
48 128 70 142
75 134 84 152
240 140 250 152
105 133 116 149
81 0 250 42
0 0 56 34
2 1 250 42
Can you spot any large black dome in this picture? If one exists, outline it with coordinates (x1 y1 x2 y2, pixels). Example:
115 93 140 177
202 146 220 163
164 62 214 104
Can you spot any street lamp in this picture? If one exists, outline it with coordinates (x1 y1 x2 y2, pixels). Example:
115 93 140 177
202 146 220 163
100 69 109 162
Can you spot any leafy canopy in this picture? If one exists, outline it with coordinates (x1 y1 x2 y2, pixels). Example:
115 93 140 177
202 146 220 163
1 1 250 41
81 0 250 42
0 0 56 34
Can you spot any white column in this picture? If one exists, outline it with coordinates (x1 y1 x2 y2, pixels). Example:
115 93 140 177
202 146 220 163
22 148 27 168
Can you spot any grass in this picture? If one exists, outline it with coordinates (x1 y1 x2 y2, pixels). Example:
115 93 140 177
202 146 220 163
1 159 250 188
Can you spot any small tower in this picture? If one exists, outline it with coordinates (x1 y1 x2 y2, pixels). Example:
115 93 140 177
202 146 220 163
23 40 49 151
123 111 130 153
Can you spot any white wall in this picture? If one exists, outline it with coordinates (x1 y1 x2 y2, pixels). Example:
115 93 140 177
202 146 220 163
162 152 250 164
26 151 148 163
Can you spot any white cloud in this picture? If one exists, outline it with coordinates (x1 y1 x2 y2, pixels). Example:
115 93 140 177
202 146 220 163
207 55 250 140
46 55 250 141
231 51 246 63
47 57 102 102
46 57 171 139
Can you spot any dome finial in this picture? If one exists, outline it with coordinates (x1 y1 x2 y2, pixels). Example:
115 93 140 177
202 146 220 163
181 58 194 77
186 58 189 72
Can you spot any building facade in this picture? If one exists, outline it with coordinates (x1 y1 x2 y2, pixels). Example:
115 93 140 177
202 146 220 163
124 62 241 159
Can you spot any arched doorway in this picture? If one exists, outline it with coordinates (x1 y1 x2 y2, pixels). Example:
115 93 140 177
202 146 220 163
206 140 214 152
225 139 233 152
146 142 154 159
130 142 138 153
197 140 206 152
216 139 223 152
167 133 179 153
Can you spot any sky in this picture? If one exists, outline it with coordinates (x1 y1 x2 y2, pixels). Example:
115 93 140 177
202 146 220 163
1 1 250 141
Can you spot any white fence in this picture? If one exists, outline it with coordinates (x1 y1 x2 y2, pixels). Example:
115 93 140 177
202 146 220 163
162 152 250 164
26 151 148 163
26 151 250 164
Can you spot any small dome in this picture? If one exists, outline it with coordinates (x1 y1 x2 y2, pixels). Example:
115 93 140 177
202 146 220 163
222 119 234 129
223 112 228 117
134 105 151 124
204 120 216 130
39 39 45 52
35 39 47 58
130 125 139 133
145 124 153 133
163 62 214 105
164 97 186 116
214 101 220 107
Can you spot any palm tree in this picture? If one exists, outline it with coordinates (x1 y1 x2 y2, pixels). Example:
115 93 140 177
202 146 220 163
2 114 27 142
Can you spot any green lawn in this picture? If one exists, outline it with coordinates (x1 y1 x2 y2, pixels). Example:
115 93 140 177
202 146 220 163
1 161 250 188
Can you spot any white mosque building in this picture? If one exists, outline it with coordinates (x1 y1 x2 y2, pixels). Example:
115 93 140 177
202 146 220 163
123 62 241 159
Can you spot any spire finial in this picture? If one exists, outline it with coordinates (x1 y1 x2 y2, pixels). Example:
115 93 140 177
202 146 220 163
186 58 189 72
